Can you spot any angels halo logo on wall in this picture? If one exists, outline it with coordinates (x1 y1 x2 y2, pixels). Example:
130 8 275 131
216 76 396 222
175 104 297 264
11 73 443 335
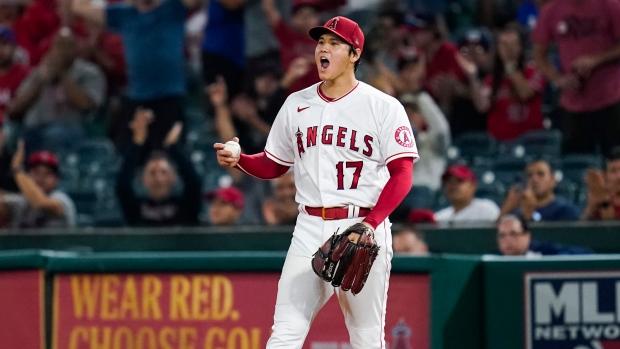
395 126 414 148
525 271 620 349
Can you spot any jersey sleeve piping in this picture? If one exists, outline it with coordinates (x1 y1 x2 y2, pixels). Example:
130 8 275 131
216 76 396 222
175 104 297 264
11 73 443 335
385 151 419 164
265 149 294 166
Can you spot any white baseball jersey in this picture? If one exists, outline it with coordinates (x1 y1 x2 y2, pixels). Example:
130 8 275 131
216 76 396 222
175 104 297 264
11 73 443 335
265 81 420 209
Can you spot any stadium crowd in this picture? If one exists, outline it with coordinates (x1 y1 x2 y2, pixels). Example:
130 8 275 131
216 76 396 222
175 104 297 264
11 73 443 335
0 0 617 233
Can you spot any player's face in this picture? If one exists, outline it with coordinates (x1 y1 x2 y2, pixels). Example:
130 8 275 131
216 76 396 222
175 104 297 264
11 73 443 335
497 220 530 256
526 161 555 197
606 159 620 193
142 159 176 201
208 198 241 225
315 33 359 81
28 165 58 194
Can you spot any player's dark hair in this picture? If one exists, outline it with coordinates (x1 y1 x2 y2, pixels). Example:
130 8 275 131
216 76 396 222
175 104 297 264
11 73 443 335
349 44 361 73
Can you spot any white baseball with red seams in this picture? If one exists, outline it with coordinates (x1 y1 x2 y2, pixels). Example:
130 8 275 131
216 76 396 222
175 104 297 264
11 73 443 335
262 80 419 349
223 140 241 158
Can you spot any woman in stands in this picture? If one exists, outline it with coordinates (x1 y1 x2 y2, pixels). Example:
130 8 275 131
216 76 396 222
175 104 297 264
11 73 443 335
462 24 545 141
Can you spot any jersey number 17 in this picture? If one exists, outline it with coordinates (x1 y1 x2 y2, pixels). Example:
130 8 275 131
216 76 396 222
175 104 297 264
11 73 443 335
336 161 363 190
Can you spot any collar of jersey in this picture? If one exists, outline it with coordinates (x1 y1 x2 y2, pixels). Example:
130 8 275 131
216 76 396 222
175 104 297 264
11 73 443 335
317 81 359 103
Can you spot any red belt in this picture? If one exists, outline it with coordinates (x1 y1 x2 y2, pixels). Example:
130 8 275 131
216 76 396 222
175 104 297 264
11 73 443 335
305 206 372 220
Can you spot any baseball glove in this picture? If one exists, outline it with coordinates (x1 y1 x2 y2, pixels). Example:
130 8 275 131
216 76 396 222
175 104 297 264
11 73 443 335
311 223 380 295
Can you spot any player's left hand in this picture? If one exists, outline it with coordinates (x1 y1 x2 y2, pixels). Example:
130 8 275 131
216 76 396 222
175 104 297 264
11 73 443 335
347 221 374 243
213 137 240 168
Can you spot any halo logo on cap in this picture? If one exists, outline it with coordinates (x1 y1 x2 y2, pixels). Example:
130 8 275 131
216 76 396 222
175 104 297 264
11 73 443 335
327 17 338 30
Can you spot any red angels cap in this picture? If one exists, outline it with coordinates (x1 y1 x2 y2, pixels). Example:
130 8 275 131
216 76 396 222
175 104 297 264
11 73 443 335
204 187 245 210
441 164 477 184
309 16 364 53
407 209 437 225
27 151 60 174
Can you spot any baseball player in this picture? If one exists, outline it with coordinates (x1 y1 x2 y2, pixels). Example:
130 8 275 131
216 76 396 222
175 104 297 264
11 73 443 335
214 16 419 349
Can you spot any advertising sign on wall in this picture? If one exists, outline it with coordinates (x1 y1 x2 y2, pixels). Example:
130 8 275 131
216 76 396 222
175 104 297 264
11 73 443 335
53 273 429 349
0 269 44 349
525 271 620 349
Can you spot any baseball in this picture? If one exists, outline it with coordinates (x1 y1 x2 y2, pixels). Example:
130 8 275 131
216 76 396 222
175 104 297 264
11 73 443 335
223 141 241 158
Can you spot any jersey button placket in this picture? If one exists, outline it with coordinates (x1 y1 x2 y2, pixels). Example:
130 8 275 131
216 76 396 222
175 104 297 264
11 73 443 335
318 104 331 206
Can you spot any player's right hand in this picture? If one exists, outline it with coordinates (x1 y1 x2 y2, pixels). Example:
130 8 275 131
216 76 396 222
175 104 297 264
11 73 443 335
213 137 240 168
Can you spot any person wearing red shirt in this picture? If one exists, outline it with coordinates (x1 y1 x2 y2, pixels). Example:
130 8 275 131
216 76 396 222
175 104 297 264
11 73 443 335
405 13 485 138
0 26 29 124
262 0 321 94
467 25 545 141
532 0 620 157
13 0 62 66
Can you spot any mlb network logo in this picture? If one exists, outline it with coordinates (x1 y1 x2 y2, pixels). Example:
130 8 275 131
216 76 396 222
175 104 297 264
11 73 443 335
525 271 620 349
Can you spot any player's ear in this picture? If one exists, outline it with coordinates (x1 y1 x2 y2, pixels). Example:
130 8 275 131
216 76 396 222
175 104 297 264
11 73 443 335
349 48 361 64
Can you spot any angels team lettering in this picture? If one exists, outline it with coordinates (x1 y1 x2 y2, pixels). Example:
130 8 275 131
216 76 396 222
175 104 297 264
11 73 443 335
296 125 373 158
57 274 269 349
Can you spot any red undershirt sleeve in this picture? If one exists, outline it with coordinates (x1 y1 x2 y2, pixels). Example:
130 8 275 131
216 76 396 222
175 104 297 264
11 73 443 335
235 152 291 180
363 157 414 229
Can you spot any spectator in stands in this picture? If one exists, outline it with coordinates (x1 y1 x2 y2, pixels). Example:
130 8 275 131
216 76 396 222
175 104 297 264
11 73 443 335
457 28 493 79
202 0 246 102
116 109 202 226
399 93 450 191
500 159 580 221
435 164 500 224
404 12 485 138
11 0 63 66
407 208 437 225
465 24 545 142
248 57 288 126
393 229 429 255
7 28 105 153
207 76 272 155
72 0 202 153
582 148 620 220
532 0 620 157
0 26 29 124
362 9 406 91
205 186 244 226
74 19 126 98
497 214 592 256
262 0 321 94
0 140 76 228
374 45 425 97
263 171 298 225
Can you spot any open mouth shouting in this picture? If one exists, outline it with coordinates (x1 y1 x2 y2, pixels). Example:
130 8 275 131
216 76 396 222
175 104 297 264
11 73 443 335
319 57 330 71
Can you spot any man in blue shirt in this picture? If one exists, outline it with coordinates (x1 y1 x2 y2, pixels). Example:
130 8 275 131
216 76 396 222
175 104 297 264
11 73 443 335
497 214 592 256
499 159 580 221
72 0 204 153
